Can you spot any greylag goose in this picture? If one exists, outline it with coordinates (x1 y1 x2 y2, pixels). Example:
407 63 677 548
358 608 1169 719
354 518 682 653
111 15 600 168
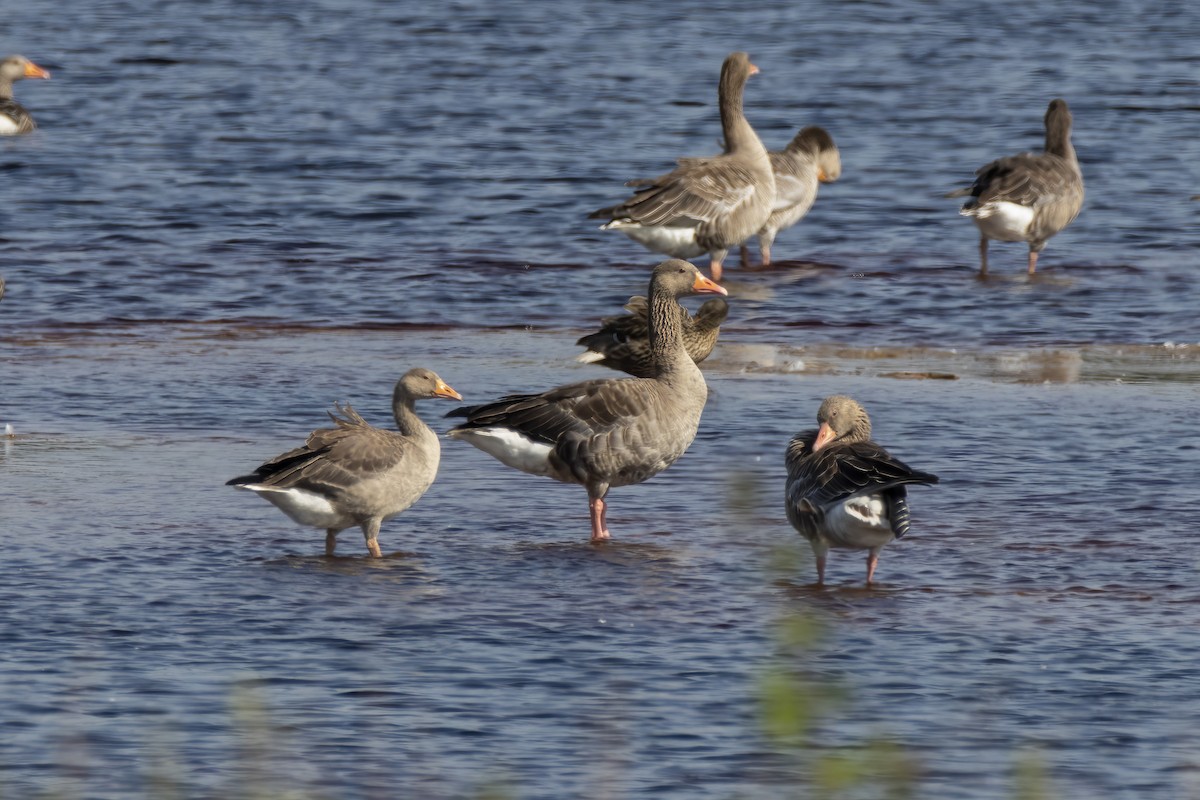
947 98 1084 275
589 52 775 282
227 368 462 557
741 125 841 267
575 294 729 378
0 56 50 135
448 260 727 542
785 395 938 586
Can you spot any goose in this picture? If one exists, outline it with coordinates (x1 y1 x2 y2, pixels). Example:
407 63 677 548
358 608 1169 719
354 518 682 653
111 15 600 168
448 260 726 541
575 294 729 378
741 125 841 267
947 98 1084 275
589 52 775 282
0 55 50 135
785 395 938 585
227 368 462 557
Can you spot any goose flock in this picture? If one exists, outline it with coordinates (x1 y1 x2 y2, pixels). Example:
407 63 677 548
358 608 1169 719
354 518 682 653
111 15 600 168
7 49 1101 585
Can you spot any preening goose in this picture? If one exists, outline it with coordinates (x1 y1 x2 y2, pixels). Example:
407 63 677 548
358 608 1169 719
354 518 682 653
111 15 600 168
589 52 775 282
947 98 1084 275
448 260 727 542
785 395 938 585
0 55 50 135
575 294 729 378
227 369 462 557
741 125 841 267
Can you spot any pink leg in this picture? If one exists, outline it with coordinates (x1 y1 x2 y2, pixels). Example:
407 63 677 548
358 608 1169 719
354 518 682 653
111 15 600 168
361 520 383 557
589 496 611 542
865 547 882 585
811 541 829 586
739 244 751 268
710 257 724 283
1027 249 1039 275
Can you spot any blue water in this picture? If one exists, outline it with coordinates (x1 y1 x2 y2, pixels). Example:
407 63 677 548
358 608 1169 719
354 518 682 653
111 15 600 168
2 0 1200 797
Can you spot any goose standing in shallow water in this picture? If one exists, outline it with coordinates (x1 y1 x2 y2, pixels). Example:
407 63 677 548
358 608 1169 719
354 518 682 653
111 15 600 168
227 369 462 557
448 260 727 542
575 294 729 378
947 98 1084 275
742 125 841 267
0 55 50 135
785 396 938 586
589 52 775 282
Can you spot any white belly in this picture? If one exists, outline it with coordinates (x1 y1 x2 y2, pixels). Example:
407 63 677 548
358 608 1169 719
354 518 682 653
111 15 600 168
821 494 895 550
450 427 555 477
601 220 705 258
242 485 355 530
967 201 1035 242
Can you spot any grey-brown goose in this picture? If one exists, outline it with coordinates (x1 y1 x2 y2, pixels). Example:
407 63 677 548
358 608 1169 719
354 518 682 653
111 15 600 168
947 98 1084 275
0 56 50 135
741 125 841 267
785 395 938 586
575 294 729 378
448 260 727 542
589 52 775 282
227 368 463 557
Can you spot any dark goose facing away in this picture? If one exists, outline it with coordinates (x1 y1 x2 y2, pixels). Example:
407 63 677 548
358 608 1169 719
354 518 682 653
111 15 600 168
742 125 841 267
575 294 729 378
589 52 775 282
0 55 50 135
785 395 938 586
448 260 727 542
947 98 1084 275
227 369 463 557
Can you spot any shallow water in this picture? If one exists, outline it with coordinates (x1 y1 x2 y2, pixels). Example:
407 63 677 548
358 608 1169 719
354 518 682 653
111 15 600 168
2 0 1200 797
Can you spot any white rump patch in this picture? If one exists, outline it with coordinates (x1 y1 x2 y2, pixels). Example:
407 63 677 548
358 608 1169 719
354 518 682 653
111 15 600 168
450 427 555 476
966 201 1035 242
0 116 21 135
239 484 350 529
602 220 705 259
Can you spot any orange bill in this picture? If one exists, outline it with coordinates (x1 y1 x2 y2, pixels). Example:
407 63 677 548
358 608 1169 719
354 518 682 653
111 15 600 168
24 60 51 80
434 381 463 401
692 273 728 296
812 422 837 452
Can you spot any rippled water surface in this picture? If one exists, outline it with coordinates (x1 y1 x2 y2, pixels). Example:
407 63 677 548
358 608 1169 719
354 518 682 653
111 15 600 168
2 0 1199 797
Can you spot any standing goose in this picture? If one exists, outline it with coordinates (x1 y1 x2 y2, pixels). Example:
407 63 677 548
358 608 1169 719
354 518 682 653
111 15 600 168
589 52 775 282
947 98 1084 275
785 395 938 586
227 368 463 557
0 55 51 135
741 125 841 267
448 260 727 541
575 294 729 378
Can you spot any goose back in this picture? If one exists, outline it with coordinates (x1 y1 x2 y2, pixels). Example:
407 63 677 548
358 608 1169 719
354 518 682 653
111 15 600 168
576 295 729 378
